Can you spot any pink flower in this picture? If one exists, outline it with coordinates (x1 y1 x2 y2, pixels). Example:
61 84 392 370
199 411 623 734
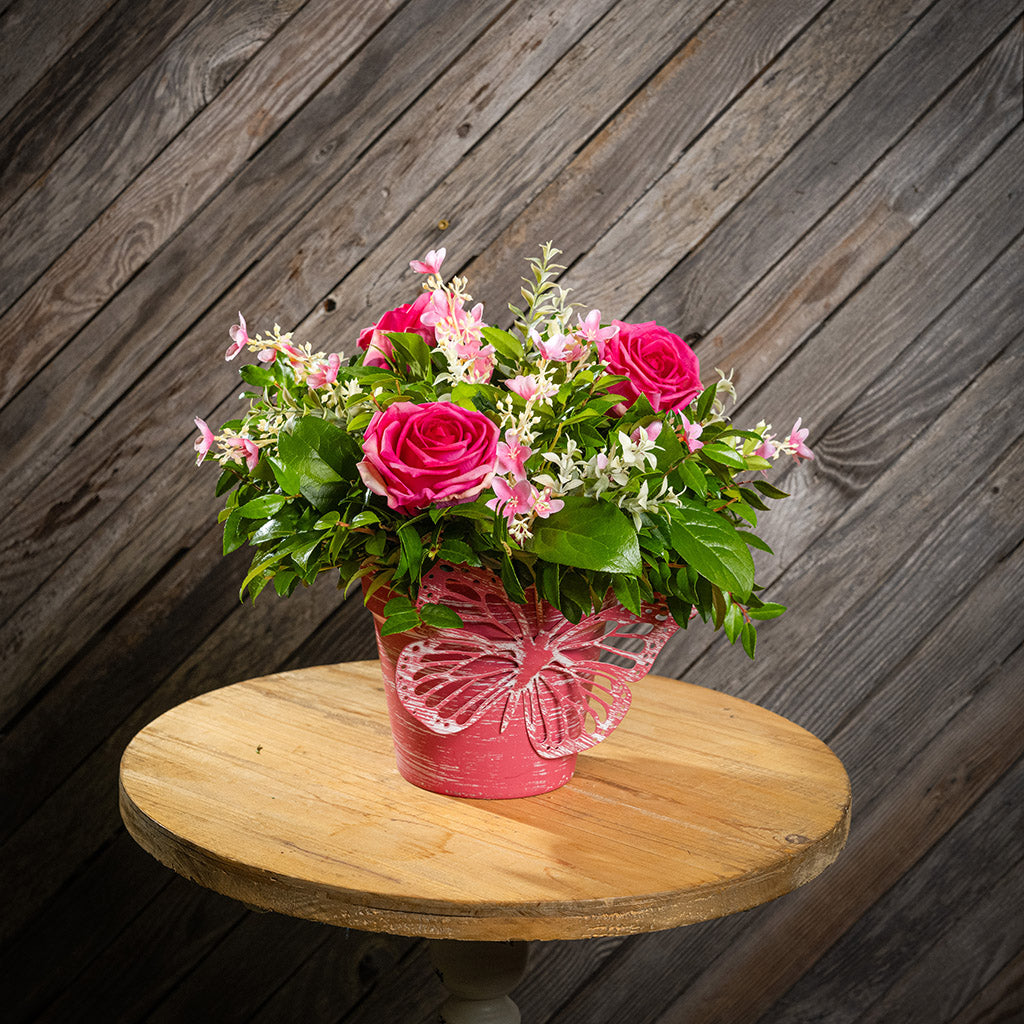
599 320 702 414
223 435 260 471
630 421 663 446
752 435 776 460
537 332 584 362
468 345 496 384
787 418 814 461
225 312 249 361
679 414 703 453
357 292 436 368
496 430 532 478
409 247 446 275
357 401 499 513
486 478 535 522
530 486 564 519
306 352 341 389
421 292 484 337
506 374 545 401
193 417 215 465
577 309 618 344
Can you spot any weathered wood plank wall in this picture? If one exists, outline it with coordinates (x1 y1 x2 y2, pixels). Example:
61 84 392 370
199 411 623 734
1 0 1021 1021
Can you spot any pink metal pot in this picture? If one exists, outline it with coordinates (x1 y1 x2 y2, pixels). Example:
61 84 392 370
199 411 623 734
365 562 677 799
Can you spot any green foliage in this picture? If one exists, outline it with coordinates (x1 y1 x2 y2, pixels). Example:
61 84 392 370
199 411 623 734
193 246 809 655
527 497 641 575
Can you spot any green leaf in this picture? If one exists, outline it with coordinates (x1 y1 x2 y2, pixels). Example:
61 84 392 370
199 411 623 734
739 487 770 511
724 602 744 643
386 331 432 378
384 595 415 616
239 556 278 599
396 522 424 582
694 382 718 420
534 559 561 610
273 571 300 597
560 570 593 614
347 410 373 434
740 530 774 554
747 602 786 620
239 364 276 388
380 610 422 636
666 594 693 627
680 458 708 498
436 537 480 566
741 621 757 659
651 420 685 471
350 510 381 527
612 573 642 615
314 511 341 530
669 500 756 598
752 480 790 499
237 493 289 518
420 603 464 629
215 468 240 497
222 508 248 555
250 510 301 545
500 552 527 603
730 500 758 527
266 456 301 495
273 531 323 565
527 496 641 575
712 585 728 629
481 326 524 362
700 442 747 470
278 416 357 511
450 381 503 413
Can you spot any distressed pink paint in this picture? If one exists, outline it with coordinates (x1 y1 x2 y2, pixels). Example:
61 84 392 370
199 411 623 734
365 564 677 798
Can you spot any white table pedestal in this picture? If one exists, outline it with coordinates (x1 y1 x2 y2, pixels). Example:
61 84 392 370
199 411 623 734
429 940 530 1024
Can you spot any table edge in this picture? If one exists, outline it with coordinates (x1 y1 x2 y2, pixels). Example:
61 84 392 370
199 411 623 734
118 763 850 941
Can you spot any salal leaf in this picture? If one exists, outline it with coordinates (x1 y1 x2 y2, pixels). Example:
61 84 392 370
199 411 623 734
237 494 289 518
700 442 747 470
527 496 641 575
680 459 708 497
481 326 523 362
266 455 301 495
747 602 786 620
420 603 464 629
741 621 757 658
278 416 358 510
386 331 432 378
669 499 755 599
694 382 717 420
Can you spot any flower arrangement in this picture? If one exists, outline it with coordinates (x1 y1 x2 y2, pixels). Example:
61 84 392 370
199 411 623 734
193 244 812 657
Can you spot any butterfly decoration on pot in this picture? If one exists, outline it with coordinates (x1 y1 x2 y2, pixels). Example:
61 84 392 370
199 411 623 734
395 563 678 758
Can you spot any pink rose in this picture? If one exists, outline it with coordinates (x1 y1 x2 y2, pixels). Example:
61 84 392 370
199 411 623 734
357 292 436 368
600 320 702 413
357 401 499 513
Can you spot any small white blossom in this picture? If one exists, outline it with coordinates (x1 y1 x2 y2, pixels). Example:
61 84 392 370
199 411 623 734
336 378 364 400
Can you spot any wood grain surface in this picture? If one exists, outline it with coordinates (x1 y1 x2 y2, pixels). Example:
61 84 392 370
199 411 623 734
1 0 1020 1021
119 662 850 941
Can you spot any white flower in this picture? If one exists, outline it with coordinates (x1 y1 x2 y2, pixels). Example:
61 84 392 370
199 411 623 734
616 430 658 470
336 378 364 400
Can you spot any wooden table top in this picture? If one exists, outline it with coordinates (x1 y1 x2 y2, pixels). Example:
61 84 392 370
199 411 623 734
119 661 850 941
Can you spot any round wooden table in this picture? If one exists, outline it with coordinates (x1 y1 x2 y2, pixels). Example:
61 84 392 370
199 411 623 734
120 661 850 1022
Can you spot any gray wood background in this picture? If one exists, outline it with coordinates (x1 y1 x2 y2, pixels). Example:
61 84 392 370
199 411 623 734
2 1 1021 1021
